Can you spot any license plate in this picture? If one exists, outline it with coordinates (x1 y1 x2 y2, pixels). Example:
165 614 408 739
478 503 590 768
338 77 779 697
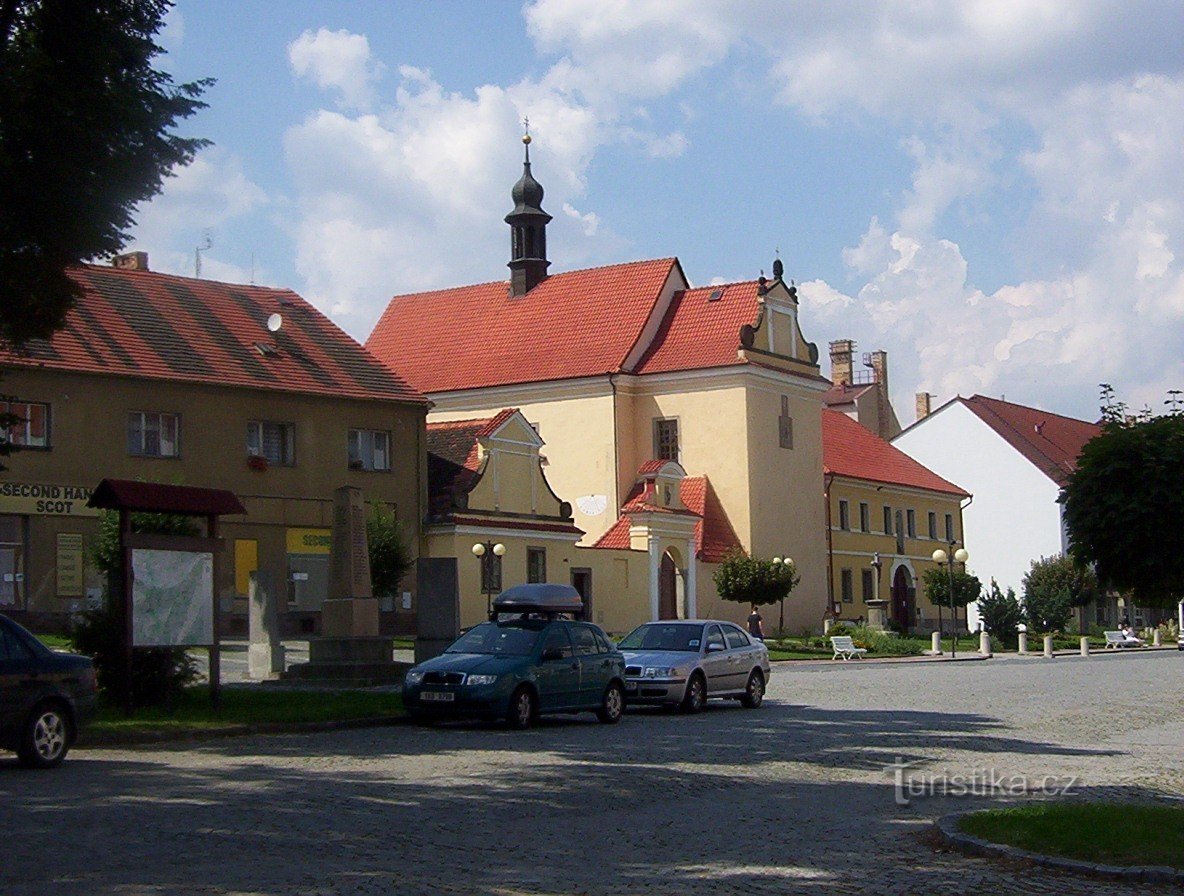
421 690 454 703
625 683 638 693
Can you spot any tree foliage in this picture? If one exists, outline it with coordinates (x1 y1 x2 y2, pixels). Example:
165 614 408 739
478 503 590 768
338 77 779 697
0 0 211 347
1021 555 1076 634
367 504 413 599
977 579 1023 647
1061 385 1184 608
713 552 799 608
921 566 982 609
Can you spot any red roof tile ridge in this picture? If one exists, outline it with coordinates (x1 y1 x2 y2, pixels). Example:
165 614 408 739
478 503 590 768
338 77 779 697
80 262 303 297
427 416 496 432
477 408 519 438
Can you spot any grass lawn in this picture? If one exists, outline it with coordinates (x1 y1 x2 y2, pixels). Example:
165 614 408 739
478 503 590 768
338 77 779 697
89 686 404 740
960 803 1184 868
36 632 74 650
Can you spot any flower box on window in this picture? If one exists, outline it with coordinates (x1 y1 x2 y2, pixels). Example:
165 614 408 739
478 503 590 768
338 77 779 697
247 454 269 472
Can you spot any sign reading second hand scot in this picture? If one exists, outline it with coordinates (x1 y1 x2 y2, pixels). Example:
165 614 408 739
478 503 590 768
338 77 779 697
0 481 99 517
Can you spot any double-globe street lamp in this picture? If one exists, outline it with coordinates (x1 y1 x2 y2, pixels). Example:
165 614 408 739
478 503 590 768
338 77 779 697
771 556 795 637
472 541 506 616
931 544 969 658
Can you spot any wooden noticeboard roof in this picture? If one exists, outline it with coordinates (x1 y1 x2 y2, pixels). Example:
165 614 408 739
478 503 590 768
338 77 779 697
87 479 246 516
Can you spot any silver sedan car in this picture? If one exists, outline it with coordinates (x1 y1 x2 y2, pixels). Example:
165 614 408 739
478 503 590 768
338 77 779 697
617 620 771 712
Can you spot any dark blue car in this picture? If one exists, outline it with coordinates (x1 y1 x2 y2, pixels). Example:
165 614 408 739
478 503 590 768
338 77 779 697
0 614 97 768
402 585 626 729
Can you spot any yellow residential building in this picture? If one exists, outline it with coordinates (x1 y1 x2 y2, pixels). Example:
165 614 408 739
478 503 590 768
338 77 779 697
823 409 971 633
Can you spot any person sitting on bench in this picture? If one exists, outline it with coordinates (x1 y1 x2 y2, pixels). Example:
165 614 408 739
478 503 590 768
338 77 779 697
1121 625 1145 646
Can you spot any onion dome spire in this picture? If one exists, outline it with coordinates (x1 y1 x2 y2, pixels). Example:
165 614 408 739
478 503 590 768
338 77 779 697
506 119 551 296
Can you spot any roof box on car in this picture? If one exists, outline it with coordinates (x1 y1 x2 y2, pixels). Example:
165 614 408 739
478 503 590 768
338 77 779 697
491 583 584 618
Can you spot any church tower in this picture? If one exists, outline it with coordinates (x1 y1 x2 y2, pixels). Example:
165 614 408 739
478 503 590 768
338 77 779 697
506 128 551 296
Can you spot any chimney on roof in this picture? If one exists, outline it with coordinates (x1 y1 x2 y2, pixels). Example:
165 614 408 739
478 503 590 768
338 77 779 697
916 392 932 421
111 251 148 271
867 349 888 393
829 339 855 386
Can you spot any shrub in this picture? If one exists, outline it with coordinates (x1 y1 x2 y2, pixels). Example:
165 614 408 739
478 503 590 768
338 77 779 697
978 580 1023 648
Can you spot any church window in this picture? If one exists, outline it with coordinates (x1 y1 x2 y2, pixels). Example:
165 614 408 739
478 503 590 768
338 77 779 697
654 418 679 461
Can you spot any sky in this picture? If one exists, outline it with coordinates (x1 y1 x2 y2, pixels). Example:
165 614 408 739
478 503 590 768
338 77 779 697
129 0 1184 423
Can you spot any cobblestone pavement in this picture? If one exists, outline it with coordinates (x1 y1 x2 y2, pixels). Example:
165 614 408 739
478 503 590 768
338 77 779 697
3 650 1181 895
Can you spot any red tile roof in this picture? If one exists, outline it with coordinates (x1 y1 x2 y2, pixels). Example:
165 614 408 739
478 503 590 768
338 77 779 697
366 258 680 393
590 474 742 562
960 395 1100 487
631 281 757 375
824 409 967 496
822 382 876 407
0 264 426 404
426 417 489 517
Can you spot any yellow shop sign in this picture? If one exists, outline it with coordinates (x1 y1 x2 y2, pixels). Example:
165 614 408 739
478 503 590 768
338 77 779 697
286 527 331 555
0 481 99 517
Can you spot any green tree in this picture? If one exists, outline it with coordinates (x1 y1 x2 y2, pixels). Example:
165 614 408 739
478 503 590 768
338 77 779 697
921 567 983 611
1021 556 1076 634
367 504 413 599
0 0 210 348
713 552 799 635
72 509 201 707
1061 385 1184 608
977 579 1023 647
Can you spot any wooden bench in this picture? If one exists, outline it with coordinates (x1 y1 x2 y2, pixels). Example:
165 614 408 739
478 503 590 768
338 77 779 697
831 635 868 661
1104 630 1142 648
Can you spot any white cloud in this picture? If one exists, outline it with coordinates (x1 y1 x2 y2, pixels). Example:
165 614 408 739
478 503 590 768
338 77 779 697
288 28 385 111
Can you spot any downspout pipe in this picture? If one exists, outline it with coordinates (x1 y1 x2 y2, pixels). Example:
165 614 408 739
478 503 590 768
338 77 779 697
824 472 836 625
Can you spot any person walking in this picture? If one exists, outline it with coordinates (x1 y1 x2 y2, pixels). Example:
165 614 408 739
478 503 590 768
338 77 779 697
747 605 765 641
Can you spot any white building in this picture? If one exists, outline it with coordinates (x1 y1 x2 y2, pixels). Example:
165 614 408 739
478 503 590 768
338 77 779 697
892 395 1100 618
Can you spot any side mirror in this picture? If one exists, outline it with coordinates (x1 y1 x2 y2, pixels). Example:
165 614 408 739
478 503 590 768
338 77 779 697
706 643 725 653
541 647 565 662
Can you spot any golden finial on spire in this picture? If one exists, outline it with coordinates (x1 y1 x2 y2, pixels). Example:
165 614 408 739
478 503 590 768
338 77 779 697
522 116 531 145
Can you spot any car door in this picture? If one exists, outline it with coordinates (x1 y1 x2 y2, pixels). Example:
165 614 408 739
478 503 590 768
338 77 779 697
700 624 730 695
535 624 579 710
0 618 36 734
722 624 754 692
571 624 612 705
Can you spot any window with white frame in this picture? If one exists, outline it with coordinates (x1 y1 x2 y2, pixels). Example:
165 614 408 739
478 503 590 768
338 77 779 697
127 411 179 457
247 420 295 466
653 418 679 461
1 400 48 448
348 429 390 471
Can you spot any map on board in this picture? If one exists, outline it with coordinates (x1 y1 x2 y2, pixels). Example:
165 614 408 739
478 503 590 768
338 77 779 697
132 549 214 646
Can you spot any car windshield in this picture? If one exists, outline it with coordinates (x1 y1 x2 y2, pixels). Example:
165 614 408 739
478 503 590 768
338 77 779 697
618 623 704 652
446 621 545 656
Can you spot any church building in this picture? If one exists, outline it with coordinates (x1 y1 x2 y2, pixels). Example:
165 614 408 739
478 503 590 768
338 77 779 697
367 134 831 632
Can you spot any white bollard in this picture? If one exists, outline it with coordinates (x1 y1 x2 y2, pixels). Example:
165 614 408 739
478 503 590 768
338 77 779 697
980 630 992 657
1018 631 1028 654
931 631 942 655
1153 629 1162 647
1043 634 1054 658
1080 636 1090 657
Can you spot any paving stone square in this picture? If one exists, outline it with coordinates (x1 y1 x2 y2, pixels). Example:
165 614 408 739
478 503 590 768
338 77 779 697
3 650 1181 895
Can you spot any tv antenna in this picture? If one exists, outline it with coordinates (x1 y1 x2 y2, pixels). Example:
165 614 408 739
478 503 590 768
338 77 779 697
195 230 213 278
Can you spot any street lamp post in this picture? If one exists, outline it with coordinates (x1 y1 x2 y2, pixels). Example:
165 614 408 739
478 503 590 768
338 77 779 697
931 544 969 658
471 541 506 616
771 556 794 637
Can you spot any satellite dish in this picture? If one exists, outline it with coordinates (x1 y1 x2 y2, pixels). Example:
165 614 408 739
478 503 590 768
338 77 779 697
267 313 283 333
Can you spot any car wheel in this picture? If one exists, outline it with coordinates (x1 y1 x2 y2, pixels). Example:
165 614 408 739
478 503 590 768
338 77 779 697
680 672 707 714
596 682 625 724
506 686 536 730
740 670 765 708
18 702 71 769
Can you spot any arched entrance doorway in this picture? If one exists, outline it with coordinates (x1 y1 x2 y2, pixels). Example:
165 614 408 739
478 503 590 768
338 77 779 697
658 549 686 620
891 566 914 632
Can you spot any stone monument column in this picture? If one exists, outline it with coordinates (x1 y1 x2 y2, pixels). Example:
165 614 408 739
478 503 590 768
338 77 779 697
247 569 285 680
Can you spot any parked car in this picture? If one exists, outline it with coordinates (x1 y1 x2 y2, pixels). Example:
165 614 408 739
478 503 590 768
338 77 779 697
402 584 627 729
0 614 97 768
617 619 771 712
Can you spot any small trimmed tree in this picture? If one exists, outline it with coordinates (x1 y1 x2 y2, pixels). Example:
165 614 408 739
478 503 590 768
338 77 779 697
713 551 799 636
922 566 982 632
1022 556 1075 634
367 504 413 600
977 579 1023 648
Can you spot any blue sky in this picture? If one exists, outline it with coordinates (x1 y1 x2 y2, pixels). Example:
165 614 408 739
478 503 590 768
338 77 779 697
131 1 1184 422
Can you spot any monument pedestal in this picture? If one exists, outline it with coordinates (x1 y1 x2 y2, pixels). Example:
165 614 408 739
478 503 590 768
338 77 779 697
281 488 409 686
864 599 890 633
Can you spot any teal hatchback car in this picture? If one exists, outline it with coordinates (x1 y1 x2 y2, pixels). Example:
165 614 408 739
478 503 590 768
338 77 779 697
402 585 626 729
